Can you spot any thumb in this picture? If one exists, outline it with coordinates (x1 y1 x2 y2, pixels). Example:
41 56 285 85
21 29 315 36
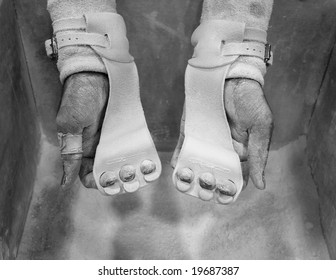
248 108 273 190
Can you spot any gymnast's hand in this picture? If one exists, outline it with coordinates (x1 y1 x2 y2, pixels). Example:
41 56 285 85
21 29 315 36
225 78 273 190
56 72 108 189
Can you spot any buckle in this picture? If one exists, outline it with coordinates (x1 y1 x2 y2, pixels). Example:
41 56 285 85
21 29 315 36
264 43 272 66
47 35 58 61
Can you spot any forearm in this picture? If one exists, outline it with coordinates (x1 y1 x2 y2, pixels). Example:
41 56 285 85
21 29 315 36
201 0 273 30
47 0 116 21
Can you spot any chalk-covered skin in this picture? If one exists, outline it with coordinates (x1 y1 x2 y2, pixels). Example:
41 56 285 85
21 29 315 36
51 0 273 192
57 72 108 188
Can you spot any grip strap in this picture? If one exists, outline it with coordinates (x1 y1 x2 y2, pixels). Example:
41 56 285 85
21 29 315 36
46 13 161 195
173 20 272 204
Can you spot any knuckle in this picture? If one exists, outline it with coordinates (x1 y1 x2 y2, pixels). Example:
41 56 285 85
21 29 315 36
56 110 68 129
56 110 74 131
56 105 84 133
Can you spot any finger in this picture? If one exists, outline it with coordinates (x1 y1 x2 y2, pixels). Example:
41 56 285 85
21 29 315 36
56 78 86 188
231 130 248 161
225 82 249 187
248 106 273 190
82 125 102 158
79 130 101 189
57 124 84 189
80 156 121 193
78 91 107 189
60 153 82 188
230 122 249 188
171 103 185 168
241 161 249 189
64 128 101 190
79 158 96 189
232 139 249 188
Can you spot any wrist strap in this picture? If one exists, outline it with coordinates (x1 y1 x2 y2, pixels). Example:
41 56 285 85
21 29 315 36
45 13 133 63
189 20 273 68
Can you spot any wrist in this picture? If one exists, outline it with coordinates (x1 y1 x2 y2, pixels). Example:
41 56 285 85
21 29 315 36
189 19 271 87
47 0 118 83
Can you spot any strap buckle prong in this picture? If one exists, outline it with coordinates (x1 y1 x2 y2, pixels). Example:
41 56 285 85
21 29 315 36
49 35 58 61
264 43 272 66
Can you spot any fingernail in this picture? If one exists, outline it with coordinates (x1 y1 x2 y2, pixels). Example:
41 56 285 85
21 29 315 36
140 160 156 175
120 165 136 182
257 173 266 190
258 185 266 190
199 172 216 190
262 173 266 190
100 172 118 187
217 181 237 196
177 168 194 183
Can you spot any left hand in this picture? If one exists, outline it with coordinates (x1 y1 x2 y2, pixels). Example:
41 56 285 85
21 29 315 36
224 78 274 190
